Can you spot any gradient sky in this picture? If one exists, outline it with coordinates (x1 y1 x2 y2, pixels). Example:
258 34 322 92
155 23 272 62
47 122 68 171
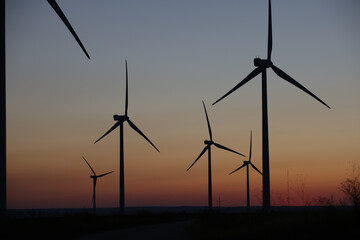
5 0 360 208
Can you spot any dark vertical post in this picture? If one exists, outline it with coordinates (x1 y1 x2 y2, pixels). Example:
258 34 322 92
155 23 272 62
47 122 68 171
246 165 250 209
262 70 270 210
119 123 124 214
0 0 6 218
208 146 212 211
93 179 96 216
287 169 290 207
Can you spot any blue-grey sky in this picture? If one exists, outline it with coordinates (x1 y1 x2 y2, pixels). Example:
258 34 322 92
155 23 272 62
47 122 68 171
5 0 360 208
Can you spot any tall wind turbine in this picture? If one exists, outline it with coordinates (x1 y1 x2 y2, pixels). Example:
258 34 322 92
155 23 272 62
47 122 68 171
213 0 330 210
187 101 245 211
0 0 90 217
94 60 159 214
82 156 113 215
229 131 262 210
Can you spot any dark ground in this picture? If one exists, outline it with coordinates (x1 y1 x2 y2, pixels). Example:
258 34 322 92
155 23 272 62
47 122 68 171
1 208 359 239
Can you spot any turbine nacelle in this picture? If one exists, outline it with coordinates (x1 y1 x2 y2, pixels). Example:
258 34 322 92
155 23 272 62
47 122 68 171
243 160 250 165
204 140 213 145
113 115 129 122
254 58 273 68
90 175 96 179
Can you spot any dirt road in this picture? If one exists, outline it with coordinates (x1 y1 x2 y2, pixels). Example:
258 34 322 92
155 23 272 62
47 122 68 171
78 220 194 240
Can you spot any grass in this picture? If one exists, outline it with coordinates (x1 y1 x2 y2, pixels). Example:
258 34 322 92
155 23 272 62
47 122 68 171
0 208 359 239
189 209 360 239
0 211 189 239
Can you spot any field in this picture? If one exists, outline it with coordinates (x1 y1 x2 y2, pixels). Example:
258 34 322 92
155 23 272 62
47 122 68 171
0 207 359 239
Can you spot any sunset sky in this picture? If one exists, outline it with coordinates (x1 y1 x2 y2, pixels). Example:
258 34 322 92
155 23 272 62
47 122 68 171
5 0 360 209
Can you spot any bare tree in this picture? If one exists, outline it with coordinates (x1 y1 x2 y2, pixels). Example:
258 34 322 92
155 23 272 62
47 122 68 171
271 191 286 206
339 161 360 208
313 195 335 207
293 173 307 206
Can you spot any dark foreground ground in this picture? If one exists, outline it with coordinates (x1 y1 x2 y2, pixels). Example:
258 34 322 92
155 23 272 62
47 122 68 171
1 208 359 239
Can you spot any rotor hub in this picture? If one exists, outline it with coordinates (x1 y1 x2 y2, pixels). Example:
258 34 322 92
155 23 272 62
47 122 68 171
254 58 272 68
113 115 129 122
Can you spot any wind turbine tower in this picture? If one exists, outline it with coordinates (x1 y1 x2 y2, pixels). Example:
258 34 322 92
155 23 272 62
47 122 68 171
82 156 113 215
213 0 330 210
229 131 262 209
94 60 159 214
187 101 245 210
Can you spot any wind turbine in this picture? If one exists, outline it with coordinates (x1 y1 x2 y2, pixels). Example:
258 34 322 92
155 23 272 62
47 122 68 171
82 156 113 215
187 101 245 211
94 60 159 214
212 0 330 210
229 131 262 210
0 0 90 216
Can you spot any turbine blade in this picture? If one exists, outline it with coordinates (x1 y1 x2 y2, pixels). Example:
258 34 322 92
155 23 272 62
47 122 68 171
202 101 212 141
229 163 246 175
250 163 263 175
125 60 129 116
213 67 262 105
94 122 120 144
187 145 209 171
127 120 160 152
97 171 114 178
271 65 331 109
82 156 96 175
267 0 273 60
47 0 90 59
213 142 246 157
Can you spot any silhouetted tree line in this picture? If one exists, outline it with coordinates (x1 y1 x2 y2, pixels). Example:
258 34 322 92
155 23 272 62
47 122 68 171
339 161 360 208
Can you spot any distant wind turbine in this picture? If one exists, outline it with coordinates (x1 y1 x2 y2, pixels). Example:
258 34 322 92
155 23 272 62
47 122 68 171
229 131 262 210
0 0 90 216
212 0 330 210
187 101 245 211
94 60 159 214
82 156 113 215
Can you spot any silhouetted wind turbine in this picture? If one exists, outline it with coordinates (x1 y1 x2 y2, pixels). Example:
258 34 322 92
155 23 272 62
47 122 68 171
229 131 262 210
82 156 113 215
94 60 159 214
187 101 245 211
0 0 90 217
212 0 330 210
